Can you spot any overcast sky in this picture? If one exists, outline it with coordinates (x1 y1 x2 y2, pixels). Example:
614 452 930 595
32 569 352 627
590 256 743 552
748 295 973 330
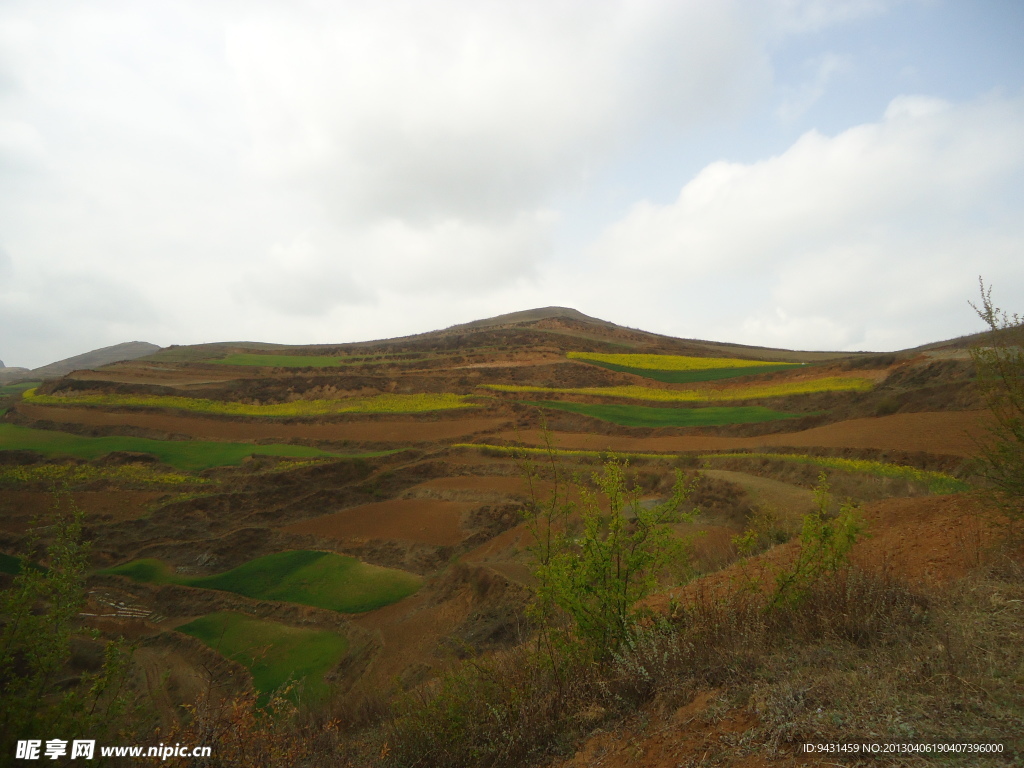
2 0 1023 369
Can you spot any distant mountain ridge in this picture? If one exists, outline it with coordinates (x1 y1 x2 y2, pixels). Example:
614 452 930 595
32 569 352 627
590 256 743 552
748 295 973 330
0 341 161 383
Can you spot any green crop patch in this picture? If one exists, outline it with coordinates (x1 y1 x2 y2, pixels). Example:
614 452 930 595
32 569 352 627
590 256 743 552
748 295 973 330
0 423 386 472
567 352 799 371
177 612 347 704
104 550 421 613
575 360 803 384
24 388 476 417
1 381 41 396
484 377 873 402
522 401 809 428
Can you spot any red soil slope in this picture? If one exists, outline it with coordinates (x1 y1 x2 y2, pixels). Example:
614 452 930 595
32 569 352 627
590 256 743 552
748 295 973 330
283 498 474 545
14 402 510 443
499 410 991 457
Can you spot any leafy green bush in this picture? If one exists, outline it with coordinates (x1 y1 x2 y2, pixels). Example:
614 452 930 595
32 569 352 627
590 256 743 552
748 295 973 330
522 454 697 657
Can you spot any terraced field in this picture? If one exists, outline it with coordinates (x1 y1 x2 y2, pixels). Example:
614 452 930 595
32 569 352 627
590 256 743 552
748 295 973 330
484 376 874 401
177 612 347 703
521 400 809 427
0 423 383 471
0 306 992 743
104 550 421 613
23 389 476 416
284 499 473 546
567 352 802 383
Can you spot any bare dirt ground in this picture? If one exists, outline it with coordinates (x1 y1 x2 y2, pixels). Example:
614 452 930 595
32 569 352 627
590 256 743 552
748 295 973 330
283 498 475 545
15 402 510 443
500 410 992 457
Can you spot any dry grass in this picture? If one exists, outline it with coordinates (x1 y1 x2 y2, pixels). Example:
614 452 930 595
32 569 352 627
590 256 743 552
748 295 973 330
371 555 1024 767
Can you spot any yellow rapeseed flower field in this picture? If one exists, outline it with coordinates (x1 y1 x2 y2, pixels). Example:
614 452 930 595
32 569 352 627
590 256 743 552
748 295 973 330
702 452 968 494
22 389 476 416
481 376 873 402
566 352 797 370
0 463 201 488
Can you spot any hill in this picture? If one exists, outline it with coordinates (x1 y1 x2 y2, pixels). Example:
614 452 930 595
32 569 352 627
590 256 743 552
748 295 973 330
29 340 161 378
0 307 1017 765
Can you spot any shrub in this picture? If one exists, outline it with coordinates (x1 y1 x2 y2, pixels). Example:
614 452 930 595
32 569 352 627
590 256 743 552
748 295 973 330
521 452 697 658
969 279 1024 537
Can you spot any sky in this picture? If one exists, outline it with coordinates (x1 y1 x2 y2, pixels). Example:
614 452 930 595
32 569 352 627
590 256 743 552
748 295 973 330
1 0 1023 369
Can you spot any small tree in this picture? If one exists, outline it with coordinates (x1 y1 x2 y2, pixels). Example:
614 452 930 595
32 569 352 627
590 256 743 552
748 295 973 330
969 279 1024 535
522 454 696 658
0 491 133 756
771 473 864 609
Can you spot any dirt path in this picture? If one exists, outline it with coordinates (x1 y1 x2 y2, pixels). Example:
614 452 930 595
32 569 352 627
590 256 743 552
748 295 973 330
14 402 510 443
498 410 991 457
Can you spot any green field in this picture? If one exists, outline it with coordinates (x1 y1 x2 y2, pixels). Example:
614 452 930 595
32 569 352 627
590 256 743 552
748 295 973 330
522 401 809 427
0 381 41 396
0 423 390 472
484 377 873 402
24 389 475 416
566 352 799 371
177 612 348 703
104 550 422 613
575 360 802 383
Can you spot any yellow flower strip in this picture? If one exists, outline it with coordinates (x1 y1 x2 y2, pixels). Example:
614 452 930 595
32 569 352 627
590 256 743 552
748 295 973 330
702 452 968 494
481 377 873 402
0 463 204 488
566 352 797 371
23 389 475 416
452 443 677 461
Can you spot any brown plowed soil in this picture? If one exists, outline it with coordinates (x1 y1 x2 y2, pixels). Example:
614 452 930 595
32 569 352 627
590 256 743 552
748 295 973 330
499 410 992 457
283 499 475 545
350 586 475 694
15 402 510 443
68 367 255 386
0 490 162 534
410 475 537 496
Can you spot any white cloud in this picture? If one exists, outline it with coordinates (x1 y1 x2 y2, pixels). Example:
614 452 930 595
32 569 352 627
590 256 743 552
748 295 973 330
223 0 769 223
583 94 1024 350
0 1 1020 367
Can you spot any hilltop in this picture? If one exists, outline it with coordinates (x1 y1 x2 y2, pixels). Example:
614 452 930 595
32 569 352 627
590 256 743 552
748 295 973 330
0 307 1018 766
0 340 160 383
